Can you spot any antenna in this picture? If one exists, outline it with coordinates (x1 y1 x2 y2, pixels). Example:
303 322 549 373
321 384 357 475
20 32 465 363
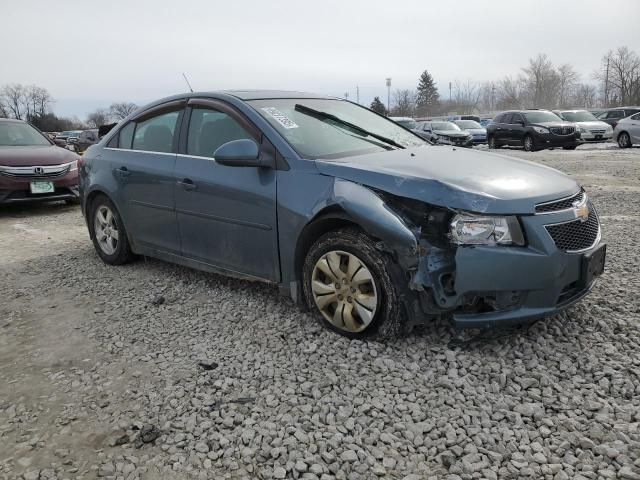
182 73 194 93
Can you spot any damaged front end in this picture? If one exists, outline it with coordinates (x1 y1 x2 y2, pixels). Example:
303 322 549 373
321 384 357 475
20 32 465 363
378 192 543 329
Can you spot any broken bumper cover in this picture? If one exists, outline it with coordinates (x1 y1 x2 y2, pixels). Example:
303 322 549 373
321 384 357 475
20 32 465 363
414 208 605 328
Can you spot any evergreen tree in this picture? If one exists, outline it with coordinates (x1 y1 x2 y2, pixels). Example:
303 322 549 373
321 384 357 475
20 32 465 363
369 96 387 115
416 70 440 113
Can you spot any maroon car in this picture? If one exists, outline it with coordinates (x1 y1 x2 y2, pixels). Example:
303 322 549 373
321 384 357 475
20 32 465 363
0 118 81 204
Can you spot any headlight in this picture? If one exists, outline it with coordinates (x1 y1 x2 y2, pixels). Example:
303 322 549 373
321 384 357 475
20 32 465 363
450 214 525 246
68 160 78 171
532 126 549 134
606 125 613 132
579 126 588 133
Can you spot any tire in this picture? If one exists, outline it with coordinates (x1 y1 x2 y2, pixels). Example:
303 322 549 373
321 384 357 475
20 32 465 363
562 145 577 150
88 194 134 265
302 227 407 339
488 136 500 149
523 134 536 152
618 132 632 148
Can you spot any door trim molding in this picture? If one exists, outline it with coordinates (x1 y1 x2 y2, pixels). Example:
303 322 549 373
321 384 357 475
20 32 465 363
176 207 272 231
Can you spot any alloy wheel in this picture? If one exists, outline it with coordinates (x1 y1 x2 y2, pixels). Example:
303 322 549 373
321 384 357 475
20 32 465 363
524 136 534 151
94 205 119 255
311 250 378 333
618 133 630 148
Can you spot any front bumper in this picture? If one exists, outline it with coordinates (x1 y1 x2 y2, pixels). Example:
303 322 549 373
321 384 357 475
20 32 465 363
0 171 80 204
414 206 604 328
534 132 580 148
437 136 474 147
579 131 613 142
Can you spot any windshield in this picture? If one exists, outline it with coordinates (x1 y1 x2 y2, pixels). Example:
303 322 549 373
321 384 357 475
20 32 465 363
455 120 482 129
560 111 598 122
523 111 562 123
394 119 417 129
249 99 425 159
0 122 51 147
431 122 461 131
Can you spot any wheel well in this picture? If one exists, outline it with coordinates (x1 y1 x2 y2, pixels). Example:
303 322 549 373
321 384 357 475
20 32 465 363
84 190 108 220
294 212 362 284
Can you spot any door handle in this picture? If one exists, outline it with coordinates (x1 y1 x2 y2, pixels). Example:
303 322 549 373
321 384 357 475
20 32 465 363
177 178 196 191
115 166 130 177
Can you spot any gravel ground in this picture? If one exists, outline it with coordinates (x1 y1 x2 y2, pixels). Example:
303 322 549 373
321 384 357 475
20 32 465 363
1 144 639 480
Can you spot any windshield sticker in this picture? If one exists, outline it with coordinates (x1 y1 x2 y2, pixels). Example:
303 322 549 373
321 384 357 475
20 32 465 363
261 107 299 129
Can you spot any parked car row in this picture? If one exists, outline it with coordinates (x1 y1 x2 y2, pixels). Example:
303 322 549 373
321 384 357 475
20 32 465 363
53 129 99 153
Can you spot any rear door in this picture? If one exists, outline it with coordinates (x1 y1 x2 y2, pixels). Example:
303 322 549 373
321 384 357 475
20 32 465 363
107 101 185 254
174 98 279 281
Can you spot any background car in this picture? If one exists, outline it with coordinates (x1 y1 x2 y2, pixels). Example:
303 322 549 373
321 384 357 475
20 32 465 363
487 110 580 151
54 130 82 147
67 129 99 153
447 114 481 123
389 116 417 130
453 119 487 144
414 121 474 147
0 118 80 204
596 107 640 128
479 118 493 127
553 110 613 143
613 111 640 148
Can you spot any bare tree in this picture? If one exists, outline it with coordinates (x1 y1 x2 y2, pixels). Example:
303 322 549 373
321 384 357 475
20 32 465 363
572 84 598 108
0 84 27 119
86 108 112 128
452 81 482 113
608 46 640 105
521 54 560 108
391 89 416 116
109 102 138 121
557 64 580 108
495 76 524 110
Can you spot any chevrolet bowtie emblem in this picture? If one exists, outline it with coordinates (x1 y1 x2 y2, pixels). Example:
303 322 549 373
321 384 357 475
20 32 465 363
573 200 589 222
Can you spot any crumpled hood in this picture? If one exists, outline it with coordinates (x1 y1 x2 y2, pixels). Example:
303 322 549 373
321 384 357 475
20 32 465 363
0 145 78 166
314 145 579 214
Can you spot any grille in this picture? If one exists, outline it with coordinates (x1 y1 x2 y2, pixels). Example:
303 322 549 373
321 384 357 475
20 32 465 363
535 190 584 213
549 126 575 135
590 129 606 135
0 164 71 179
545 205 600 252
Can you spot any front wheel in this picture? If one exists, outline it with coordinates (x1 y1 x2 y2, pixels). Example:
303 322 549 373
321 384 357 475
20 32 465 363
302 228 407 339
89 195 134 265
523 135 536 152
618 132 632 148
488 136 499 149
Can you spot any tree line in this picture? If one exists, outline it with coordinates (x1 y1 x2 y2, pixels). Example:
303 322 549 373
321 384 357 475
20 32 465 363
0 83 137 132
373 45 640 117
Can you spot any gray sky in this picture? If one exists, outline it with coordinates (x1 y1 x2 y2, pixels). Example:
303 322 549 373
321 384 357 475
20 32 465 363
3 0 639 118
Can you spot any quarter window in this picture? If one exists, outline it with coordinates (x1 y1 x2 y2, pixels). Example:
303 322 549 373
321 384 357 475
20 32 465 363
187 107 253 158
131 111 180 153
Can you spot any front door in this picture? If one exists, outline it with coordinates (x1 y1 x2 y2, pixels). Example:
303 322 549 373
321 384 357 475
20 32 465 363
174 100 279 281
109 105 184 254
628 113 640 143
509 113 526 146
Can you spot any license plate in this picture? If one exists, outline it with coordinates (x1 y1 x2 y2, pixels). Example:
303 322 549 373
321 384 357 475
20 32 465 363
30 181 54 194
595 135 602 140
581 244 606 286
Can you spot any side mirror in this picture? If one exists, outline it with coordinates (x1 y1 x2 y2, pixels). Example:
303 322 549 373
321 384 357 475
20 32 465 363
518 121 525 126
214 139 262 167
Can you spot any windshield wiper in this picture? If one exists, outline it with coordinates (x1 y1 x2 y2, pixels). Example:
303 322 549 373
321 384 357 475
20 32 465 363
294 104 405 150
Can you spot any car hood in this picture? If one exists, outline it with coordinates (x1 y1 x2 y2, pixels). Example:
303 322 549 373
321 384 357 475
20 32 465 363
0 145 78 166
533 121 575 128
433 130 469 137
573 120 611 130
314 145 579 214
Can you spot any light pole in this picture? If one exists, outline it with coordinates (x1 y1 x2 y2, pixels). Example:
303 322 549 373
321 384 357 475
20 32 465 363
356 86 360 104
385 78 391 114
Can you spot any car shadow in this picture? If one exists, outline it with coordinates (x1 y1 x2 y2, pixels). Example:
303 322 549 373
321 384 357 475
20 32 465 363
0 201 79 219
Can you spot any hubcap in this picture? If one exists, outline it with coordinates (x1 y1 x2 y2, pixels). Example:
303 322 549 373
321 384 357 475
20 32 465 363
311 250 378 333
525 137 532 150
94 205 119 255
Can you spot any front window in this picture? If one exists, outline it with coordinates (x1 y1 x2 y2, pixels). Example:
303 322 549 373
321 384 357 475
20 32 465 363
455 120 482 129
560 111 598 122
523 111 562 123
187 107 253 158
431 122 461 131
249 99 425 159
0 122 51 147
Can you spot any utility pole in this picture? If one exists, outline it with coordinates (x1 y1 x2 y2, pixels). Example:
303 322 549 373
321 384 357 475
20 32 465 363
386 78 392 114
604 56 610 108
344 92 349 101
449 82 452 103
356 86 360 104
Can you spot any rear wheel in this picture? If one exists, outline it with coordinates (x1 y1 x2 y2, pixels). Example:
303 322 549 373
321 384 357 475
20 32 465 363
618 132 632 148
89 195 134 265
523 135 536 152
302 228 407 339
